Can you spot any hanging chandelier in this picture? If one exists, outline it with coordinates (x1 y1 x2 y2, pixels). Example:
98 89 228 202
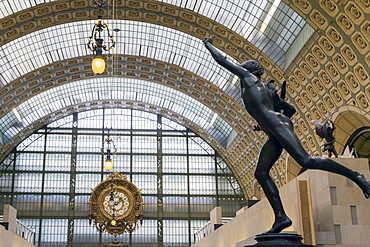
87 0 115 74
101 134 117 171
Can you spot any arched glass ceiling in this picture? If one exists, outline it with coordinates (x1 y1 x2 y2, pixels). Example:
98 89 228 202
0 20 240 98
162 0 309 67
0 0 311 68
1 77 232 145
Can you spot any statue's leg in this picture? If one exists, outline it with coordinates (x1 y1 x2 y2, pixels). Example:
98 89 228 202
273 123 370 199
328 150 332 158
332 146 339 158
300 157 370 198
254 136 292 233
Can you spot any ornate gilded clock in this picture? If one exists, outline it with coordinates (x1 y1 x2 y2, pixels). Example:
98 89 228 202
88 172 144 236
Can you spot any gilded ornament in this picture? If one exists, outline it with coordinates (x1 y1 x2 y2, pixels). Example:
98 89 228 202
307 85 318 97
359 0 370 7
180 12 194 21
355 65 369 81
313 78 324 91
353 34 368 50
319 70 332 85
327 64 339 77
338 81 350 95
178 22 191 30
294 0 310 11
295 69 307 81
53 3 69 12
346 74 359 89
39 17 54 26
164 7 177 16
313 46 326 60
5 29 20 39
128 1 141 8
311 107 321 119
214 26 227 37
301 62 312 75
17 12 33 22
323 95 335 108
21 22 37 32
338 14 353 30
307 55 319 68
322 0 337 12
332 89 342 102
144 13 158 21
36 6 52 16
312 11 326 26
226 44 238 54
197 18 210 28
348 4 362 19
145 3 159 11
342 46 356 61
72 0 87 8
56 13 71 22
327 28 342 43
357 94 369 108
301 91 312 104
244 45 256 56
296 97 306 109
298 119 308 131
88 172 144 237
258 56 270 68
320 38 334 52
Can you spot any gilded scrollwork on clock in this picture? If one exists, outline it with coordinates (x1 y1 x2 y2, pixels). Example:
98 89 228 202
88 172 144 236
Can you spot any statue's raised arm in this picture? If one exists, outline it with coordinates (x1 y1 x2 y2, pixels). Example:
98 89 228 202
203 37 248 78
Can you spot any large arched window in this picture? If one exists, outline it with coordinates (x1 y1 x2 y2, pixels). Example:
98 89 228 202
0 109 243 247
346 127 370 167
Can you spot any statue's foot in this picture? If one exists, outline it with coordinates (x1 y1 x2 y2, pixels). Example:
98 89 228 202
354 171 370 199
265 216 292 234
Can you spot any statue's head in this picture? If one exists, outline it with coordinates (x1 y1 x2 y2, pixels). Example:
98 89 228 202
240 60 264 77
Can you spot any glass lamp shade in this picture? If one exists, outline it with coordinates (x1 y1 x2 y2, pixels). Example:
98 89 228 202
111 219 117 226
104 159 113 170
92 57 106 74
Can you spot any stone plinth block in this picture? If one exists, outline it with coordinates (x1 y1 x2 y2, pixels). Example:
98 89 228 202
245 233 315 246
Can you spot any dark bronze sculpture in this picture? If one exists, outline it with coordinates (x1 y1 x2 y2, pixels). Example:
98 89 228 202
310 114 338 158
203 37 370 233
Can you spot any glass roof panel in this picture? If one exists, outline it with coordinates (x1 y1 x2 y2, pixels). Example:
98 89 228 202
161 0 311 68
0 0 311 69
0 20 240 98
0 77 232 145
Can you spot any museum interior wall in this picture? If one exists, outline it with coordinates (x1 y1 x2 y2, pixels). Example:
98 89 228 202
192 158 370 247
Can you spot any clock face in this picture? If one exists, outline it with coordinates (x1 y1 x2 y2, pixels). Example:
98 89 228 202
99 187 133 219
89 173 144 236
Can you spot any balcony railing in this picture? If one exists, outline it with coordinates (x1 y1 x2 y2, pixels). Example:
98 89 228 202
0 215 35 245
193 217 232 243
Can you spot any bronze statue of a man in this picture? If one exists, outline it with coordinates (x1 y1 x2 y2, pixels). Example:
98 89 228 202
203 37 370 233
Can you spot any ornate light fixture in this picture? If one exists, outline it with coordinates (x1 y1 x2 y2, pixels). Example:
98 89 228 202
89 173 144 237
87 0 115 74
101 134 117 171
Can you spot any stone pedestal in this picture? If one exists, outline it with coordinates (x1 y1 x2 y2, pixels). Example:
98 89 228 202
3 205 17 233
244 233 315 246
210 207 222 231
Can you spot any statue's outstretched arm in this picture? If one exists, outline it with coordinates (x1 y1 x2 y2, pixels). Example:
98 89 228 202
203 37 246 78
